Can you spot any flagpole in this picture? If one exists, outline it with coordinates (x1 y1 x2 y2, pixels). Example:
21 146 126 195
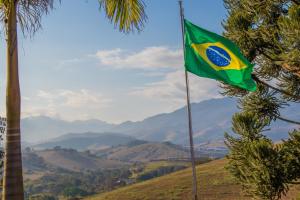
179 1 198 200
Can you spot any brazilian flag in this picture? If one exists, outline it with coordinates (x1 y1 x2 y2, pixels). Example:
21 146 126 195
184 19 257 91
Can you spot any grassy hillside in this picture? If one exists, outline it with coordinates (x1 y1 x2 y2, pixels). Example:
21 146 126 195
130 161 190 180
23 148 127 175
84 159 300 200
35 148 127 171
97 142 191 162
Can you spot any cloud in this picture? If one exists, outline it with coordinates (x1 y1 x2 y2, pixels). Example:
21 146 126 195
37 89 110 108
130 70 222 109
94 46 183 70
22 89 112 120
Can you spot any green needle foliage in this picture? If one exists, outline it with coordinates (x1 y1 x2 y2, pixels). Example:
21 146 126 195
226 117 300 200
279 130 300 181
225 113 289 200
223 0 300 199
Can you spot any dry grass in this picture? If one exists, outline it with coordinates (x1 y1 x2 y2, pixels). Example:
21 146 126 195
84 159 300 200
130 161 190 179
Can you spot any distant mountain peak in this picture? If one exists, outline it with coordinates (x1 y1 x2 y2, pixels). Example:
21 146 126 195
22 97 299 145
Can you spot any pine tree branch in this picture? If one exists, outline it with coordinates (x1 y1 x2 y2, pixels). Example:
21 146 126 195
259 50 284 62
258 50 300 78
289 181 300 184
291 0 300 5
252 74 300 101
276 115 300 125
282 63 300 78
251 75 300 125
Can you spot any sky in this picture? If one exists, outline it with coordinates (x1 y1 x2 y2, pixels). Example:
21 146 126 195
0 0 227 123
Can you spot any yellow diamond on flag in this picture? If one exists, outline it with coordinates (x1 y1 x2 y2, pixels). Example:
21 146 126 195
191 42 248 71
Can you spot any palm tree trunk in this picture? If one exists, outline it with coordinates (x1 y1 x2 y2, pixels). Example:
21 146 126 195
2 2 24 200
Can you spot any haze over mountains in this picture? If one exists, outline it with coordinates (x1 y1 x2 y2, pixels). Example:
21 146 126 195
22 98 300 146
33 132 135 151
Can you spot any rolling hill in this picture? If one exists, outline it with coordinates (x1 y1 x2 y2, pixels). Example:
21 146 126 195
23 148 127 173
96 141 191 162
36 148 127 171
84 159 300 200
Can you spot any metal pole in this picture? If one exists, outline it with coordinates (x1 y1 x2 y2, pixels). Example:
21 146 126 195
179 1 198 200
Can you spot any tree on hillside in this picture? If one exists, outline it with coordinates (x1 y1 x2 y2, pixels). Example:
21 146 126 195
0 0 146 200
223 0 300 199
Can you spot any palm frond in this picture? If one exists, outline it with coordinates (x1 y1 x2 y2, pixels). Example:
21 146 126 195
99 0 147 33
17 0 60 36
0 0 59 37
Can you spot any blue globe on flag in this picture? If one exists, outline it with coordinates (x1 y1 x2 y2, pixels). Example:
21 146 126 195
206 46 231 67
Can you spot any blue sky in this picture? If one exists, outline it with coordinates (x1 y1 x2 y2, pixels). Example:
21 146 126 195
0 0 227 123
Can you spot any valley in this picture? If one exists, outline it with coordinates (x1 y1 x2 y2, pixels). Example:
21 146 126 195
23 138 214 199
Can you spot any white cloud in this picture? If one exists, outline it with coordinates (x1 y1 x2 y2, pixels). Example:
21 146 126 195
94 46 183 70
22 89 112 120
130 70 222 109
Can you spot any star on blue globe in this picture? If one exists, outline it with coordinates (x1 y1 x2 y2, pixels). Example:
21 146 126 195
206 46 231 67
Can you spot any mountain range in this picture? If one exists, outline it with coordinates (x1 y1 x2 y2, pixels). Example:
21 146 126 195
33 132 135 151
22 98 300 146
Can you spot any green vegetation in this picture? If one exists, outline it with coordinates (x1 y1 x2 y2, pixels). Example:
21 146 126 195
225 114 300 200
24 161 192 199
137 165 187 181
134 161 189 181
140 161 189 174
222 0 300 199
28 194 58 200
25 168 131 199
131 160 213 182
